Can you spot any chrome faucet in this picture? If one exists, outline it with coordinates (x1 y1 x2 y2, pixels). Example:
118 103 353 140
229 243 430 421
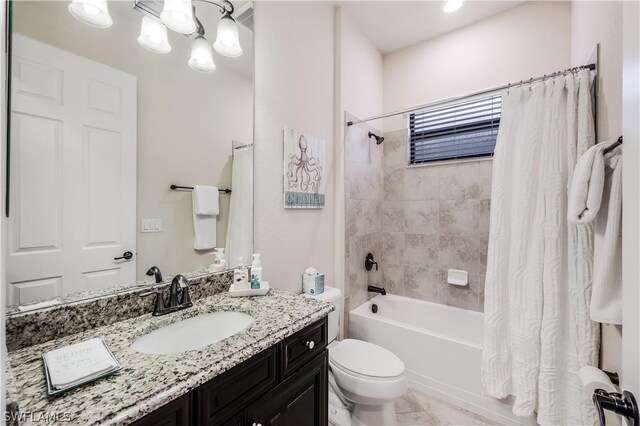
140 274 196 316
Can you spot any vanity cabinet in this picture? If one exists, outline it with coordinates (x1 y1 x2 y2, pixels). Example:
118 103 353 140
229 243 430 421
245 352 327 426
131 317 328 426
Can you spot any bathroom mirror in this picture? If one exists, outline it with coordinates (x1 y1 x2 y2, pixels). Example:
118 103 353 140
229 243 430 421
6 0 254 307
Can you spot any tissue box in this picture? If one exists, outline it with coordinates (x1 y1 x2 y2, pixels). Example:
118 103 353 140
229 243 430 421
302 272 325 295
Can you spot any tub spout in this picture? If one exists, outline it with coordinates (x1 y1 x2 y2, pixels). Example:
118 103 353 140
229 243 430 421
368 285 386 295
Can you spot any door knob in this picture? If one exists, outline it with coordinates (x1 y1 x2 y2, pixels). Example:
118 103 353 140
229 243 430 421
114 251 133 261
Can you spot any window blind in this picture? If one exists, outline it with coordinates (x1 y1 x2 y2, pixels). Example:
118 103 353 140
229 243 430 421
408 94 502 164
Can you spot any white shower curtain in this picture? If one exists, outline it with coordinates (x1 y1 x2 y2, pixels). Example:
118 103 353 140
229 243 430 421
225 145 253 268
482 69 600 425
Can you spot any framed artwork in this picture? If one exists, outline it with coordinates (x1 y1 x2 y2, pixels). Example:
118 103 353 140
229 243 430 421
284 127 325 209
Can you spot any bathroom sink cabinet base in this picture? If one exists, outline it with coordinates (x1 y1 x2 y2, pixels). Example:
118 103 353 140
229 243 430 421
131 317 328 426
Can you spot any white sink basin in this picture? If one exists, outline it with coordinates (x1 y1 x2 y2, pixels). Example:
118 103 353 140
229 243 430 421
131 311 254 355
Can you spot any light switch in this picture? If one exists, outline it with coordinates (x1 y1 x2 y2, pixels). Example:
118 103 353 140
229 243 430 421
141 219 162 233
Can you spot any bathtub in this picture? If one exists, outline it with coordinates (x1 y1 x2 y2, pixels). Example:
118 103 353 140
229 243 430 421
349 294 535 425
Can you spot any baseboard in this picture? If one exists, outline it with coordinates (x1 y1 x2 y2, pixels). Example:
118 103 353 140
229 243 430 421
405 370 537 426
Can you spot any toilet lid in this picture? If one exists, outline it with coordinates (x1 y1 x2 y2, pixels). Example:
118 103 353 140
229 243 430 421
329 339 405 379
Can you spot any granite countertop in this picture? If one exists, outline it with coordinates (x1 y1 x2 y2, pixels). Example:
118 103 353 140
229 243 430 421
6 289 334 425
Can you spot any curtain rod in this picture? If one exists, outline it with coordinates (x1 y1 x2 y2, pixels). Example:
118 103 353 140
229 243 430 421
346 63 596 127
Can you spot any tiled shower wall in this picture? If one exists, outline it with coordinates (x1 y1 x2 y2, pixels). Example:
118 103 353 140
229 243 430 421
381 129 493 312
344 123 383 322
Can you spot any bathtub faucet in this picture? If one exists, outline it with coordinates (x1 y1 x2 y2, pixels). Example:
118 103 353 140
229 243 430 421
368 285 386 295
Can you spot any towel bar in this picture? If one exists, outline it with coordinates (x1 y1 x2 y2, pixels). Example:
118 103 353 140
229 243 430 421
170 185 231 194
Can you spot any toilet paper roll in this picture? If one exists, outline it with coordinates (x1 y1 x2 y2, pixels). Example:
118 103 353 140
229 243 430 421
579 366 618 399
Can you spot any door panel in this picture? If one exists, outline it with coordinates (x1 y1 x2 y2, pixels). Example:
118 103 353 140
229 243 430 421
7 34 137 304
12 113 63 253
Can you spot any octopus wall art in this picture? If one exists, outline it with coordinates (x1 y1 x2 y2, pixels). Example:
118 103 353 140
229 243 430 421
284 128 326 209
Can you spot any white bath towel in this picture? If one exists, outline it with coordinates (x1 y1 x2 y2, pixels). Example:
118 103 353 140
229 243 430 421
568 141 622 324
192 185 218 250
193 185 219 216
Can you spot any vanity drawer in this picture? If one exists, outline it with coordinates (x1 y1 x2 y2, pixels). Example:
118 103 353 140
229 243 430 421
280 318 327 378
194 346 278 425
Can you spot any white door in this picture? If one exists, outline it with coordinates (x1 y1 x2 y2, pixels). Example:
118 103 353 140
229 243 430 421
7 35 137 304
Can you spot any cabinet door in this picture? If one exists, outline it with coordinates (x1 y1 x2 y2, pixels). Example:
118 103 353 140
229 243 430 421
246 351 327 426
130 393 190 426
194 347 278 425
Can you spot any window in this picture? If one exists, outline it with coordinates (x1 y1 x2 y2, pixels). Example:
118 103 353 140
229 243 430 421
408 94 501 164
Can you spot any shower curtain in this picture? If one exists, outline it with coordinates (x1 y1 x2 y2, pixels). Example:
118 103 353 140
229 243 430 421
482 69 600 426
225 145 253 268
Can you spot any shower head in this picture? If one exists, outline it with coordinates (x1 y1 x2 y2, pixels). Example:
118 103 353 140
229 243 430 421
368 131 384 145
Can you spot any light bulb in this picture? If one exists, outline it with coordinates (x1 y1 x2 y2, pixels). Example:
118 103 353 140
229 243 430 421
137 16 171 54
68 0 112 28
213 14 242 58
161 0 196 34
188 36 216 73
443 0 463 13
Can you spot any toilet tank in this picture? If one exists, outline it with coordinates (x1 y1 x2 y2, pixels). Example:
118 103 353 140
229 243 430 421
305 286 342 343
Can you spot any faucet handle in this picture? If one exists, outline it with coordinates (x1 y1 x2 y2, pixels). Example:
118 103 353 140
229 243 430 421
140 289 165 316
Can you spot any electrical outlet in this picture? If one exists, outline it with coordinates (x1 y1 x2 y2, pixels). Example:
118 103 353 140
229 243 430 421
141 219 162 233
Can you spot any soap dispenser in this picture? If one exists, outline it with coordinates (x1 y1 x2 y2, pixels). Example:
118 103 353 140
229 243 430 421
251 254 262 289
209 248 227 273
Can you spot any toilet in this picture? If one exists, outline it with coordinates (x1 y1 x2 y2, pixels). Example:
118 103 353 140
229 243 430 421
307 286 408 426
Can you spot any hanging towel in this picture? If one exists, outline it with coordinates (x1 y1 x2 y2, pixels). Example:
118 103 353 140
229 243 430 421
192 185 219 250
193 185 219 216
568 141 622 324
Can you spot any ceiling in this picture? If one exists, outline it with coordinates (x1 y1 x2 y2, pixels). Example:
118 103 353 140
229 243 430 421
336 1 525 54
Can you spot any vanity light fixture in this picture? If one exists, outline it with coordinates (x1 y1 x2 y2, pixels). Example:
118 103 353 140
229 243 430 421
443 0 463 13
189 35 216 72
68 0 113 28
137 16 172 54
161 0 197 35
213 11 242 58
69 0 243 73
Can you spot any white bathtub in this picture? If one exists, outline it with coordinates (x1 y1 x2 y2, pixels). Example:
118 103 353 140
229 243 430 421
349 294 535 426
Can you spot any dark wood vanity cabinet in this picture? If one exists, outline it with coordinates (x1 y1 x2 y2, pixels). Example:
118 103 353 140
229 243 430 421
132 318 328 426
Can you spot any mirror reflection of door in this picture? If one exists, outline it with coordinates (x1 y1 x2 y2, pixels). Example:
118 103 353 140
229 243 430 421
8 35 137 304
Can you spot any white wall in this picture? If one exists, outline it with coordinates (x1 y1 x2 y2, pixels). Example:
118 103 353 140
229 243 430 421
383 1 572 131
13 2 253 280
571 0 624 375
572 1 623 144
254 2 335 293
338 10 384 132
621 0 640 396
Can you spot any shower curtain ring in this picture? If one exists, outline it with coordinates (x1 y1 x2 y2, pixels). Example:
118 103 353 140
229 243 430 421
529 77 533 91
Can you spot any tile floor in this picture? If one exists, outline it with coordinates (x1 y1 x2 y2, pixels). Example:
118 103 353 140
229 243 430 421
394 388 498 425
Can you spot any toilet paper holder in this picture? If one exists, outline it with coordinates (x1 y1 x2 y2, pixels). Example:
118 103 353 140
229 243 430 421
593 389 639 426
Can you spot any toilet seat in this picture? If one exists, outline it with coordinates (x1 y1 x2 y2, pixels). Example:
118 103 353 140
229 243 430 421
329 339 405 380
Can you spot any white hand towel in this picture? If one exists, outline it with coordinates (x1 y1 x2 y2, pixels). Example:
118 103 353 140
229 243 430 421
192 186 218 250
193 185 219 216
568 142 607 224
568 141 622 324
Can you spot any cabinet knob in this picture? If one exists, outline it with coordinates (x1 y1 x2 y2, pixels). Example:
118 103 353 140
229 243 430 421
306 340 315 349
252 423 262 426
